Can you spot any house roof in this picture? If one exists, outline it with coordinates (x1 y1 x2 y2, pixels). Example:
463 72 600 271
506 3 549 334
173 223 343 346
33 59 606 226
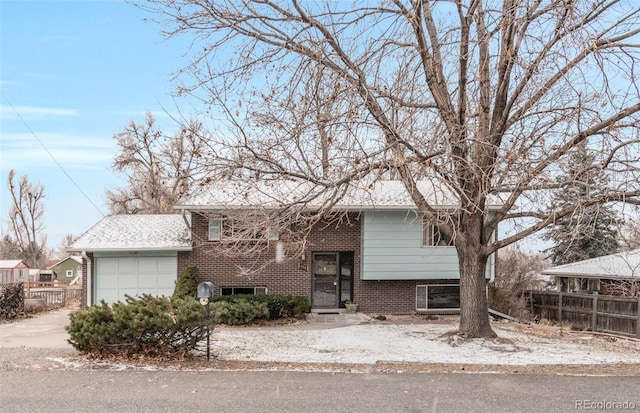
175 179 503 211
0 260 29 269
68 214 192 252
541 249 640 279
47 255 82 269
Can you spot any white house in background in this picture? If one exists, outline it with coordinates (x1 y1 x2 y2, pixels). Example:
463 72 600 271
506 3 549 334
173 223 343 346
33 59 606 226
0 260 30 283
542 249 640 295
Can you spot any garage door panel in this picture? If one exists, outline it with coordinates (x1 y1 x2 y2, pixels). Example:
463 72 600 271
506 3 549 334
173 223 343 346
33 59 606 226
96 259 119 274
138 258 159 273
118 258 138 272
118 275 137 289
98 289 120 304
96 256 177 304
138 275 158 290
100 275 119 289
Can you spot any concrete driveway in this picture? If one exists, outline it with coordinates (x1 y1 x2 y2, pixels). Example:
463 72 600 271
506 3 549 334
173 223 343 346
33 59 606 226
0 309 73 349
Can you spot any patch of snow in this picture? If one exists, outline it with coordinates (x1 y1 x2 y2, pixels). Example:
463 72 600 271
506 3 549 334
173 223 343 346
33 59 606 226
211 322 640 366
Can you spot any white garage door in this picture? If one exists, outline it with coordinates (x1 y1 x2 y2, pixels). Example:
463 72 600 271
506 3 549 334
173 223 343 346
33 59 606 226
95 256 177 304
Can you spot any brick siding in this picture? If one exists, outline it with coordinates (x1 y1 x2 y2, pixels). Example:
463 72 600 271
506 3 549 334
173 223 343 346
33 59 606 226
179 212 457 314
79 213 462 314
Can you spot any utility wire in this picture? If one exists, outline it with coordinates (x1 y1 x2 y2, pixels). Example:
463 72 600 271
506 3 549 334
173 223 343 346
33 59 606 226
1 92 107 217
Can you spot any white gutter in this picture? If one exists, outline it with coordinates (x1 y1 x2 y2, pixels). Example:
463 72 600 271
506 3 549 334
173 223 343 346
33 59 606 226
81 251 92 307
181 208 191 232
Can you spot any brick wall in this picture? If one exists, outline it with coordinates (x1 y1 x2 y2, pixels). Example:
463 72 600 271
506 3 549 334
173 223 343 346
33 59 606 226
80 252 92 309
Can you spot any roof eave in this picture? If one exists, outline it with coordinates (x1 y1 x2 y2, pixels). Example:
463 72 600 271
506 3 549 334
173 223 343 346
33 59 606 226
67 246 193 253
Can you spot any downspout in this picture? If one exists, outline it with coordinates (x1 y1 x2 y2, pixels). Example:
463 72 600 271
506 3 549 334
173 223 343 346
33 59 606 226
181 208 191 231
81 251 92 307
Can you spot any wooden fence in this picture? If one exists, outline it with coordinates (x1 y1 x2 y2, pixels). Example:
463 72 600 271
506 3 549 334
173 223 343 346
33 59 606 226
25 287 82 309
0 281 82 309
527 291 640 338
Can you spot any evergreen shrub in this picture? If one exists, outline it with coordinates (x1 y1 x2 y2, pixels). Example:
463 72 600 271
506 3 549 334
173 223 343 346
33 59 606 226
211 294 310 321
0 282 25 320
172 266 199 300
66 294 212 358
209 299 269 325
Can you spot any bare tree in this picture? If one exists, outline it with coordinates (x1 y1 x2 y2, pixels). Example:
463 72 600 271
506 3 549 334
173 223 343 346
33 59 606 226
491 246 548 319
6 169 48 268
54 233 78 259
141 0 640 337
619 207 640 250
107 113 211 214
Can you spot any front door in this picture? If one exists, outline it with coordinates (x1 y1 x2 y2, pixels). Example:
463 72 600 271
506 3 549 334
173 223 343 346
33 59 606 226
312 252 353 308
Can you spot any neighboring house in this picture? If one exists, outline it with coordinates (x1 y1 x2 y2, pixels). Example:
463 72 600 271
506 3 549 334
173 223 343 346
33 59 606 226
70 180 498 314
48 256 83 284
0 260 30 283
542 249 640 296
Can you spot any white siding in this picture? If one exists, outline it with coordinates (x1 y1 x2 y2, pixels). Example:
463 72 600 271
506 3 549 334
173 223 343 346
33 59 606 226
361 210 494 281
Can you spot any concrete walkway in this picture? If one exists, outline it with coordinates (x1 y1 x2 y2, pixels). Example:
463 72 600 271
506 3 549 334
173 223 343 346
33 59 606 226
306 312 372 325
0 309 73 349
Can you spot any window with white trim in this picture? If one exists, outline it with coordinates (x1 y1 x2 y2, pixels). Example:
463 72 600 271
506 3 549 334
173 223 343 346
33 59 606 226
416 285 460 310
422 222 454 247
221 287 268 296
208 215 279 241
66 270 74 277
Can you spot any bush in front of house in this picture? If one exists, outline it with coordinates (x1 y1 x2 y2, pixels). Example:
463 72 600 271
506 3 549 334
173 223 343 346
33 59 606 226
172 266 200 300
209 299 270 325
66 294 212 358
211 294 310 321
0 282 25 320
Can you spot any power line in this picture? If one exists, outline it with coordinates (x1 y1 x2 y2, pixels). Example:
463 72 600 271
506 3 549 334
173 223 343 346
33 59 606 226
1 92 107 217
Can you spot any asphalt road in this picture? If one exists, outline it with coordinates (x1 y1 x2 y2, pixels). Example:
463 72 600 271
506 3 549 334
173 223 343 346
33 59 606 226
1 370 638 413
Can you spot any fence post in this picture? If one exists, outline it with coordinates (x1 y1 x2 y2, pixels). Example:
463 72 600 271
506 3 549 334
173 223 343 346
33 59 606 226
637 296 640 339
558 292 563 322
529 290 534 315
591 291 598 333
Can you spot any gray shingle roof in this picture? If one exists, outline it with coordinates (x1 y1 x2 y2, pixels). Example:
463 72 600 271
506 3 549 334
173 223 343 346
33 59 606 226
68 214 192 252
175 179 503 210
542 249 640 279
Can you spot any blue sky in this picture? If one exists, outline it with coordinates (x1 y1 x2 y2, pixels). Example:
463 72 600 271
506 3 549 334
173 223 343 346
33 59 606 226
1 0 194 251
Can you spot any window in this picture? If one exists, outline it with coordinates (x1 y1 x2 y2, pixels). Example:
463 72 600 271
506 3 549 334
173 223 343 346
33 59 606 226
66 270 74 278
416 285 460 311
221 287 268 295
422 223 453 247
208 215 279 241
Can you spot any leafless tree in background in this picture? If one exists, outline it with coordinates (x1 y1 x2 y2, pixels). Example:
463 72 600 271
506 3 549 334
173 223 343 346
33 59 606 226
54 233 78 259
140 0 640 337
619 206 640 250
6 169 49 268
107 112 211 214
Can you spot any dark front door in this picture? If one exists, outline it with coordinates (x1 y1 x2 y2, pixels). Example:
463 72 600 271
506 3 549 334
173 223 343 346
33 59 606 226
312 252 353 308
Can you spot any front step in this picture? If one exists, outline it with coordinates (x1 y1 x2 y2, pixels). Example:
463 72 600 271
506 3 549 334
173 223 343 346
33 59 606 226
311 308 346 315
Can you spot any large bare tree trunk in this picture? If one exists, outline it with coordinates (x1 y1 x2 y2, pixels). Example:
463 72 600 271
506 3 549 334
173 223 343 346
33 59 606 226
457 246 495 338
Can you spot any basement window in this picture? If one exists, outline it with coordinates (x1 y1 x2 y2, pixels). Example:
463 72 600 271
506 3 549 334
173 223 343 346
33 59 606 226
221 287 268 296
416 285 460 311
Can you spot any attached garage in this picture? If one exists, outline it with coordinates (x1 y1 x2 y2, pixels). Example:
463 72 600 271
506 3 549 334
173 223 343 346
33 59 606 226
68 214 192 306
94 254 179 304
